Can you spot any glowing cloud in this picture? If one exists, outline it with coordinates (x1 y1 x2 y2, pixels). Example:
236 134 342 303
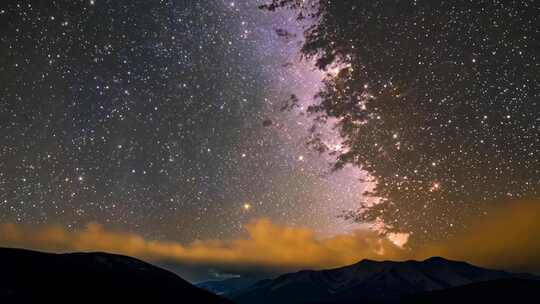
1 200 539 274
0 218 404 270
415 200 540 273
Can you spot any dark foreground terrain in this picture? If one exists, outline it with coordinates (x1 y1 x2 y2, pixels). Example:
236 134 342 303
0 247 231 303
1 247 538 304
401 278 540 304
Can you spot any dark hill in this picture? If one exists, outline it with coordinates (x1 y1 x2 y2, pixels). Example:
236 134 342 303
0 247 231 303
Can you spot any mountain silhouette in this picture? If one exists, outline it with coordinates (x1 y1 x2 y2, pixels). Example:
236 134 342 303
2 247 538 304
230 257 538 304
0 247 231 303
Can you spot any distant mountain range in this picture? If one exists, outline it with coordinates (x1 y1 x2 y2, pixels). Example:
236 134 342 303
0 247 231 303
1 247 538 303
227 257 539 304
197 277 259 295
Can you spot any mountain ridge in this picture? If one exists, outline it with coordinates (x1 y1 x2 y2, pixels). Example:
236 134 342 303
1 246 538 304
230 256 538 304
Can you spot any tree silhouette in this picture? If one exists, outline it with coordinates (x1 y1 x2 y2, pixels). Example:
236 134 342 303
263 0 540 243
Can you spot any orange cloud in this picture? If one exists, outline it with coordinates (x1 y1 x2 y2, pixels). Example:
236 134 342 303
1 199 539 273
416 199 540 273
0 218 404 270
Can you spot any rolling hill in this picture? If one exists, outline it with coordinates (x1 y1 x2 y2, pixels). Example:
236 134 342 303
0 247 231 303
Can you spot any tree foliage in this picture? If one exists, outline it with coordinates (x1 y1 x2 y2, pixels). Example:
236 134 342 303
264 0 540 242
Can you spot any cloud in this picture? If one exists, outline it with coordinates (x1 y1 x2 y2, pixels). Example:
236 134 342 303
0 218 404 271
415 199 540 273
1 199 539 275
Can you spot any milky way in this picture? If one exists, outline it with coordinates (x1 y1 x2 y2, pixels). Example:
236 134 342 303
0 0 369 242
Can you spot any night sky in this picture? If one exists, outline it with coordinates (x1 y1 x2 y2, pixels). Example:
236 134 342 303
0 0 367 243
0 0 539 280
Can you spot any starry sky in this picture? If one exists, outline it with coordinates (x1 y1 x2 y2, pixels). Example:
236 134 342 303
1 0 539 281
0 0 370 244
